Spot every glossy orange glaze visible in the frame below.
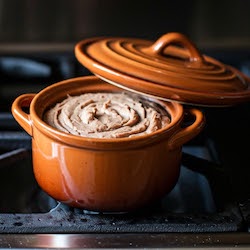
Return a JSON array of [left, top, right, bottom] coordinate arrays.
[[11, 76, 205, 212], [75, 32, 250, 106]]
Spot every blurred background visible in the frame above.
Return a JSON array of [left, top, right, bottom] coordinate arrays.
[[0, 0, 249, 52], [0, 0, 250, 112]]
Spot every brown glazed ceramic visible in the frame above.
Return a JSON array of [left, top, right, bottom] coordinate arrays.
[[75, 32, 250, 106], [12, 76, 205, 212]]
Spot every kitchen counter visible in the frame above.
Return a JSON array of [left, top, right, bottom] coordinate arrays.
[[0, 233, 249, 249]]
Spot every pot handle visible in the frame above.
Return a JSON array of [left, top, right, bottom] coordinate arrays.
[[168, 108, 205, 151], [11, 94, 36, 136]]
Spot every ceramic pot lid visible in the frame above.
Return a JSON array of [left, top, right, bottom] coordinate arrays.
[[75, 32, 250, 106]]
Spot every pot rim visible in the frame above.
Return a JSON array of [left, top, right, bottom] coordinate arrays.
[[30, 76, 185, 149]]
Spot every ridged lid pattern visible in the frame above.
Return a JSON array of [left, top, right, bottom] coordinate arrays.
[[75, 32, 250, 106]]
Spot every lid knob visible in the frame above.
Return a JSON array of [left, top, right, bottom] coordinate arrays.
[[142, 32, 205, 68]]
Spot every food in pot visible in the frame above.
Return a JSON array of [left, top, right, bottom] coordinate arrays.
[[12, 76, 205, 211], [43, 92, 170, 138]]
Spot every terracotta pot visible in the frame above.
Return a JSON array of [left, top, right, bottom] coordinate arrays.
[[11, 76, 204, 212]]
